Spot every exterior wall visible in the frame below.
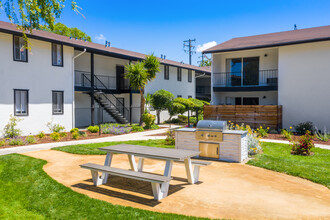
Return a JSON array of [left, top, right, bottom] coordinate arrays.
[[0, 32, 74, 136], [212, 91, 278, 105], [278, 41, 330, 130]]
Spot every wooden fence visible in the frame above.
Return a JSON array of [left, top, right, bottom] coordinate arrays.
[[204, 105, 282, 129]]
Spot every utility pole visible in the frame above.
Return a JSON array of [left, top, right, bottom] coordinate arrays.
[[197, 54, 211, 66], [183, 39, 196, 65]]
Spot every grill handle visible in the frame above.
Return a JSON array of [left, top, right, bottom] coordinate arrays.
[[217, 147, 219, 155]]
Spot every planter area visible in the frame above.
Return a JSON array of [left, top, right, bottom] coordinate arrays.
[[262, 134, 330, 146]]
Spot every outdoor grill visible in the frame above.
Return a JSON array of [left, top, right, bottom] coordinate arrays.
[[195, 120, 227, 159]]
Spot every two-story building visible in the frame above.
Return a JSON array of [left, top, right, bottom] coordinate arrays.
[[203, 25, 330, 130], [0, 21, 210, 135]]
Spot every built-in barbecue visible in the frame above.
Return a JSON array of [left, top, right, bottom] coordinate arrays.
[[175, 120, 248, 162]]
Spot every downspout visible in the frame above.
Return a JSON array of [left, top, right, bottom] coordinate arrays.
[[72, 48, 87, 129]]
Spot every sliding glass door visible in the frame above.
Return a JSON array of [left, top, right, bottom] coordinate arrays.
[[226, 57, 259, 86]]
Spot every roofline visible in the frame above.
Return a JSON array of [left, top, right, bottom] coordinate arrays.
[[0, 26, 210, 73], [202, 36, 330, 54]]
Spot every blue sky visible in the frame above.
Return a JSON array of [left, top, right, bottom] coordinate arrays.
[[1, 0, 330, 65]]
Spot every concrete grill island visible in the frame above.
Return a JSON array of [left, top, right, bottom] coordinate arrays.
[[175, 120, 248, 162]]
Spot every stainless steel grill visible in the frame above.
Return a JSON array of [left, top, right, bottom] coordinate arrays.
[[195, 120, 227, 159]]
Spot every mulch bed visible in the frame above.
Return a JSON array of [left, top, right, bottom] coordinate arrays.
[[262, 134, 330, 145]]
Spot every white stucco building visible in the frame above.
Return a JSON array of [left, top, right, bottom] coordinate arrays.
[[204, 25, 330, 130], [0, 21, 210, 135]]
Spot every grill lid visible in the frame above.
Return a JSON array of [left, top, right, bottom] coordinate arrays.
[[196, 120, 227, 131]]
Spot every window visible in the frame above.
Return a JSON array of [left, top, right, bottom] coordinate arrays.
[[14, 89, 28, 116], [188, 95, 192, 98], [188, 70, 192, 82], [13, 36, 27, 62], [243, 97, 259, 105], [52, 91, 64, 114], [177, 95, 182, 98], [164, 65, 169, 80], [235, 97, 242, 105], [226, 57, 259, 86], [52, 43, 63, 66], [177, 68, 182, 81]]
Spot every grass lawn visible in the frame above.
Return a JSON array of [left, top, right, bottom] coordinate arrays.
[[0, 154, 206, 219], [53, 139, 174, 155], [248, 142, 330, 188]]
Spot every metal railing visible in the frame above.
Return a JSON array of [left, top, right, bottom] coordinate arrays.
[[213, 69, 278, 87], [75, 71, 116, 90], [196, 86, 211, 95]]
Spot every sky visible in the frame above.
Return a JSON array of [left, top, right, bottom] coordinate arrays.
[[1, 0, 330, 66]]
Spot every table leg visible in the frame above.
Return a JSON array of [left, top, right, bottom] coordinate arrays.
[[184, 158, 196, 184], [138, 158, 144, 172], [101, 152, 113, 184], [128, 154, 138, 171], [162, 160, 173, 198]]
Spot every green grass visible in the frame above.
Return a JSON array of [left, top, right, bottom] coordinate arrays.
[[0, 154, 207, 219], [247, 142, 330, 188], [53, 139, 174, 155]]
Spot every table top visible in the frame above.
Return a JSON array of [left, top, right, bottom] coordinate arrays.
[[99, 144, 200, 160]]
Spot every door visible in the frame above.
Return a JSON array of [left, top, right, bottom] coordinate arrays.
[[243, 57, 259, 86], [116, 65, 130, 91], [116, 98, 125, 116], [199, 142, 219, 158]]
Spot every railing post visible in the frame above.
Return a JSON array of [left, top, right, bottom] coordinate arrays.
[[91, 53, 95, 126]]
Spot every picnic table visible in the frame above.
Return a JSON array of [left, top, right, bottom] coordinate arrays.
[[80, 144, 210, 200]]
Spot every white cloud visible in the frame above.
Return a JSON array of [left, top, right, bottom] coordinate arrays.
[[196, 41, 217, 52], [94, 34, 106, 43]]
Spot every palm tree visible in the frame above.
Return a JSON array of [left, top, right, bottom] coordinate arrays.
[[125, 54, 160, 125]]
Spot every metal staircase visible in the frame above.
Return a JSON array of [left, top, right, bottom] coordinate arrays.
[[82, 74, 129, 124]]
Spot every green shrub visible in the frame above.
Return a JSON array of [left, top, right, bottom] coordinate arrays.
[[37, 131, 46, 139], [269, 129, 279, 134], [142, 113, 155, 129], [8, 138, 25, 146], [0, 139, 6, 147], [46, 121, 65, 133], [316, 128, 330, 142], [131, 125, 144, 132], [290, 131, 315, 155], [87, 126, 99, 133], [50, 132, 61, 141], [281, 128, 293, 140], [178, 115, 188, 123], [72, 132, 80, 140], [60, 132, 67, 137], [70, 128, 79, 133], [247, 133, 261, 155], [25, 135, 36, 144], [165, 130, 175, 145], [294, 121, 315, 135], [78, 131, 87, 137], [2, 115, 23, 138], [150, 124, 159, 130], [256, 126, 269, 137]]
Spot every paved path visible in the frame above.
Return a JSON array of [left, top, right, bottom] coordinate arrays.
[[261, 139, 330, 150], [0, 126, 172, 156]]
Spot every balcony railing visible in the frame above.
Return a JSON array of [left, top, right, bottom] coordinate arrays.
[[213, 69, 278, 88], [75, 71, 116, 90]]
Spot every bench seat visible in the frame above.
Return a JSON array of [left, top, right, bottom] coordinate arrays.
[[80, 163, 171, 200]]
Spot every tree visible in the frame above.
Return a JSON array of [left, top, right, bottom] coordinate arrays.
[[41, 23, 92, 42], [168, 102, 185, 121], [125, 54, 160, 125], [173, 97, 195, 112], [199, 60, 211, 67], [0, 0, 79, 32], [151, 90, 174, 124], [144, 93, 152, 113]]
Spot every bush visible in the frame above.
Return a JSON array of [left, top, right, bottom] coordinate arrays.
[[46, 120, 65, 133], [281, 127, 293, 140], [269, 129, 279, 134], [178, 115, 188, 123], [142, 113, 156, 129], [0, 139, 5, 147], [25, 135, 36, 144], [78, 131, 87, 137], [72, 132, 80, 140], [315, 127, 330, 142], [101, 123, 132, 135], [37, 131, 46, 139], [2, 115, 23, 138], [256, 126, 269, 137], [247, 133, 261, 155], [165, 130, 175, 145], [87, 126, 99, 133], [290, 131, 315, 155], [60, 132, 67, 137], [294, 121, 315, 135], [8, 137, 25, 146], [70, 128, 79, 133], [168, 102, 186, 120], [131, 125, 144, 132], [150, 124, 159, 130], [50, 132, 61, 141]]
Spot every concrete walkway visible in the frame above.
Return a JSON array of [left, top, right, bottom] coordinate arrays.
[[0, 126, 173, 156], [261, 139, 330, 150]]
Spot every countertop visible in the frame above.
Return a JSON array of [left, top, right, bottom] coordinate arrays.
[[175, 128, 248, 135]]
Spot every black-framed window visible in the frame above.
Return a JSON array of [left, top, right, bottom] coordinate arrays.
[[164, 65, 169, 80], [14, 89, 29, 116], [243, 97, 259, 105], [177, 95, 182, 98], [52, 43, 63, 66], [177, 68, 182, 81], [52, 91, 64, 114], [188, 70, 192, 82], [13, 36, 28, 62]]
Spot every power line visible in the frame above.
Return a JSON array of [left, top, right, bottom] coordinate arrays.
[[183, 38, 196, 65]]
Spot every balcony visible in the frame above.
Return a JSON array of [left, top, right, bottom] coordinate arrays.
[[213, 69, 278, 92]]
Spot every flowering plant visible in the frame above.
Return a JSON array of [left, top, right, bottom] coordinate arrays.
[[290, 131, 315, 155]]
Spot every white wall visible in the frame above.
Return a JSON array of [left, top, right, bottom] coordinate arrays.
[[0, 32, 74, 136], [278, 41, 330, 130]]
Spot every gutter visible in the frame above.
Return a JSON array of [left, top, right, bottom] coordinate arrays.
[[72, 48, 87, 129]]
